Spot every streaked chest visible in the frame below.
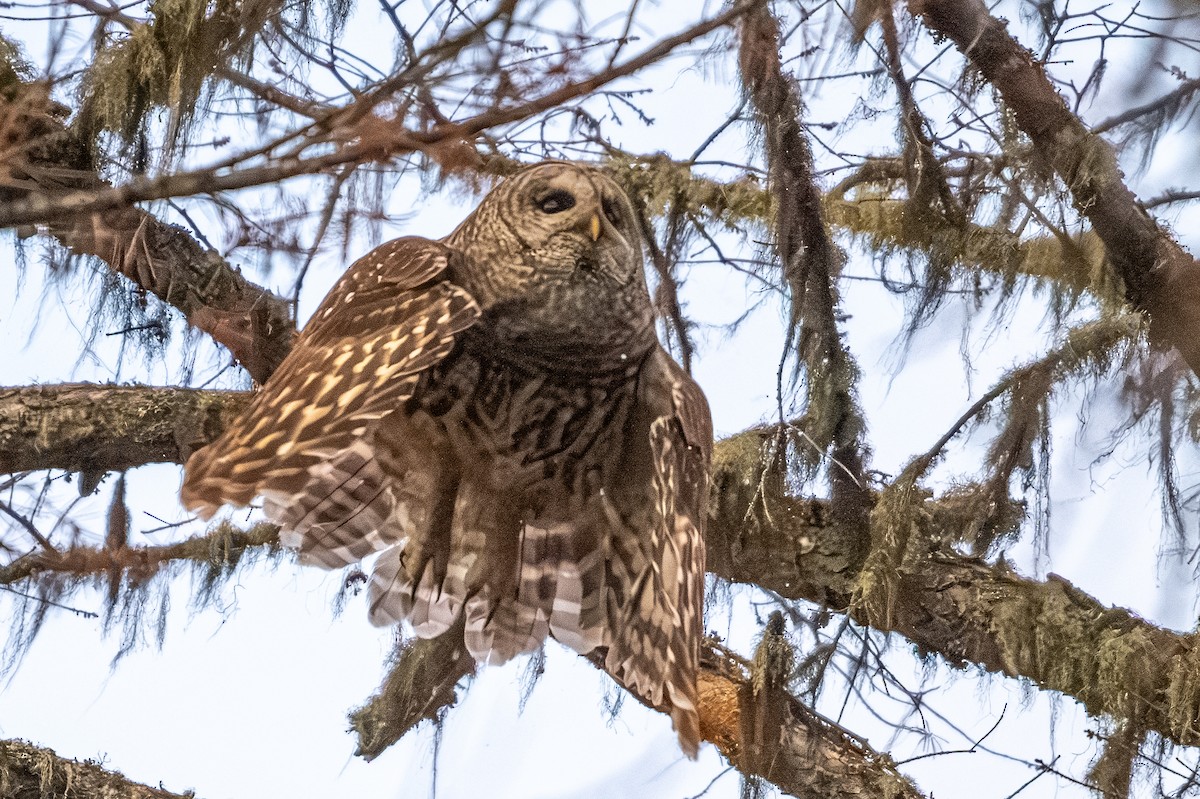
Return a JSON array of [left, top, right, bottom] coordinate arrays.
[[410, 343, 642, 493]]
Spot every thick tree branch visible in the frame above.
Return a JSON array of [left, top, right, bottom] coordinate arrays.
[[708, 425, 1200, 752], [4, 385, 1199, 758], [0, 71, 295, 383], [907, 0, 1200, 374], [0, 739, 199, 799], [0, 384, 249, 476]]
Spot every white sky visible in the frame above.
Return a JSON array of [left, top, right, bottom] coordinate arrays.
[[2, 1, 1200, 798]]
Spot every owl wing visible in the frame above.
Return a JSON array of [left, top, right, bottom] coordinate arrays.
[[606, 346, 712, 758], [181, 237, 480, 567]]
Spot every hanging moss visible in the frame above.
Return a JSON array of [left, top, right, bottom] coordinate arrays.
[[81, 0, 220, 145], [603, 153, 773, 230], [75, 0, 315, 155], [0, 36, 33, 98], [0, 518, 282, 672], [856, 476, 931, 628], [1166, 649, 1200, 743]]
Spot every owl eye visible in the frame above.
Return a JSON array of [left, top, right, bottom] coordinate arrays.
[[602, 197, 622, 227], [537, 189, 575, 214]]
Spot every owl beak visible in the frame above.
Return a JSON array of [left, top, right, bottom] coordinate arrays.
[[589, 214, 601, 242]]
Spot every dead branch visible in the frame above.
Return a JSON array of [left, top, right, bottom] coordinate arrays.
[[0, 3, 756, 230]]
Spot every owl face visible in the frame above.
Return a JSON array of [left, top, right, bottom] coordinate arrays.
[[444, 162, 655, 358], [500, 162, 642, 285]]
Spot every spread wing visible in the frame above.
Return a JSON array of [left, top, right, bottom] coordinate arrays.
[[181, 237, 480, 567], [606, 346, 712, 757]]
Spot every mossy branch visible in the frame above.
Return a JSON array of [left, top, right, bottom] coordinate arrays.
[[0, 384, 250, 476], [5, 384, 1200, 758], [349, 618, 476, 761], [907, 0, 1200, 375], [0, 739, 199, 799], [737, 2, 871, 531], [824, 196, 1119, 303], [710, 426, 1200, 753], [0, 519, 280, 588], [856, 313, 1139, 623]]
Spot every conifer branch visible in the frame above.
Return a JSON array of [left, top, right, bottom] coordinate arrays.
[[4, 384, 1200, 762], [907, 0, 1200, 375]]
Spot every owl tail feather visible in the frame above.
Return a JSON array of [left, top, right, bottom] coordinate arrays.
[[605, 622, 703, 759], [367, 522, 606, 665], [602, 522, 704, 757]]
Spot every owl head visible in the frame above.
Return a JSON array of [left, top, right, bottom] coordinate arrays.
[[443, 162, 655, 362]]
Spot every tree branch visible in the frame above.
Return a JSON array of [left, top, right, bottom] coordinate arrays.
[[0, 3, 756, 230], [0, 519, 279, 587], [738, 3, 871, 529], [4, 385, 1200, 758], [0, 384, 249, 476], [0, 73, 295, 383], [0, 739, 199, 799], [51, 202, 296, 383], [906, 0, 1200, 374], [708, 425, 1200, 751]]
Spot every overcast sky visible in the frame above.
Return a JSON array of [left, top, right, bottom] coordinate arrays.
[[2, 2, 1200, 798]]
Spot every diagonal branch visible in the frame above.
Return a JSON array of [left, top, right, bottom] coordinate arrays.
[[50, 202, 296, 383], [0, 739, 200, 799], [0, 73, 295, 383], [906, 0, 1200, 375]]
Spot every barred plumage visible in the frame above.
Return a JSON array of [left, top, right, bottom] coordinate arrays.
[[180, 162, 711, 756]]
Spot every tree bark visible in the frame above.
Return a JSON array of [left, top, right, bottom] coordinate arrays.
[[907, 0, 1200, 372], [0, 384, 249, 477], [0, 739, 198, 799], [2, 386, 1197, 757]]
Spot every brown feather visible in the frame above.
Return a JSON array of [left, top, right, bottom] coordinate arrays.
[[179, 164, 712, 758]]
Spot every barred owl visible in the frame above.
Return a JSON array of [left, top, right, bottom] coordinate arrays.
[[181, 162, 711, 755]]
